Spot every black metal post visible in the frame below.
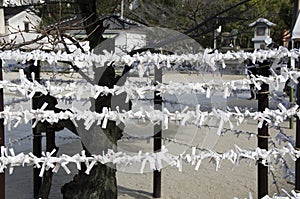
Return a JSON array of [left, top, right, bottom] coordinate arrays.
[[0, 59, 5, 199], [28, 61, 42, 199], [153, 65, 162, 198], [257, 62, 270, 199]]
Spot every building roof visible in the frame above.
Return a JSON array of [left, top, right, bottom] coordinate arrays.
[[103, 14, 145, 29], [48, 13, 147, 41], [249, 18, 276, 27], [53, 13, 145, 31], [4, 6, 39, 21]]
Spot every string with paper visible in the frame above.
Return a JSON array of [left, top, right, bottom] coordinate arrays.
[[0, 47, 299, 75], [0, 67, 298, 102], [0, 143, 299, 176], [6, 134, 79, 148], [1, 101, 299, 132], [1, 47, 300, 198]]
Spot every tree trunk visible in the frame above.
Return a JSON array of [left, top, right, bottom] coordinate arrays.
[[60, 0, 129, 196], [61, 64, 127, 198], [61, 164, 117, 199], [61, 120, 122, 199], [76, 0, 106, 49]]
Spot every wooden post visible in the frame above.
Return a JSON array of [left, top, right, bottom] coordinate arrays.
[[33, 123, 42, 199], [296, 82, 300, 193], [290, 87, 294, 129], [292, 0, 300, 192], [153, 65, 162, 198], [294, 0, 300, 192], [296, 56, 300, 193], [257, 61, 270, 199], [45, 127, 56, 156], [38, 126, 57, 198], [0, 59, 5, 199], [28, 61, 42, 199]]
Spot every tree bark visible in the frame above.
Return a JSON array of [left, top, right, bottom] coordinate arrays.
[[76, 0, 106, 49], [61, 164, 117, 199], [60, 1, 129, 197], [61, 64, 129, 198], [61, 120, 122, 199]]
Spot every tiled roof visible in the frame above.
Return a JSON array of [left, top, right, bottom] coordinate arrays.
[[4, 5, 37, 21], [249, 18, 276, 27], [102, 14, 143, 29], [51, 13, 145, 30]]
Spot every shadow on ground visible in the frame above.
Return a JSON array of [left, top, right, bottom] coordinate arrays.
[[118, 185, 153, 199]]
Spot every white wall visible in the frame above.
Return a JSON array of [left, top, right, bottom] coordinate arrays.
[[6, 10, 41, 43], [114, 31, 146, 55], [0, 9, 5, 34], [126, 32, 146, 52], [115, 32, 127, 54], [8, 10, 40, 32]]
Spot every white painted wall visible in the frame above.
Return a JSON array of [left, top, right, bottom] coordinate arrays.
[[0, 9, 5, 34], [6, 10, 41, 44], [115, 31, 127, 54], [126, 32, 146, 51], [8, 10, 40, 32], [111, 30, 146, 55]]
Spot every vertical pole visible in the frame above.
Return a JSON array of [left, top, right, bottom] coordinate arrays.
[[292, 5, 299, 190], [33, 119, 42, 199], [38, 126, 56, 198], [0, 7, 5, 34], [292, 0, 300, 49], [257, 62, 269, 199], [0, 59, 5, 199], [290, 87, 294, 129], [293, 4, 300, 191], [29, 61, 42, 199], [153, 65, 162, 198], [120, 0, 124, 19], [45, 126, 56, 157], [296, 56, 300, 193], [213, 30, 217, 49]]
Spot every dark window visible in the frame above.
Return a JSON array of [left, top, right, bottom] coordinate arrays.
[[24, 22, 29, 32], [260, 43, 266, 49], [256, 27, 265, 36]]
